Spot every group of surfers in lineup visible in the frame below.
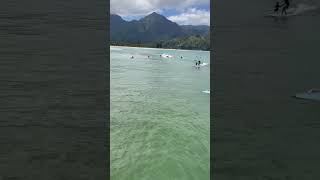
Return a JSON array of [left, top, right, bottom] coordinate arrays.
[[131, 55, 183, 59], [130, 55, 204, 68], [274, 0, 290, 14]]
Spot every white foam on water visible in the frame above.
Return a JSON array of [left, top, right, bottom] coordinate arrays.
[[161, 54, 174, 58], [200, 63, 209, 67], [293, 4, 318, 14]]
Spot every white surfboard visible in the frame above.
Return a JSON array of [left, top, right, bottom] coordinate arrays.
[[294, 92, 320, 101], [202, 90, 210, 94]]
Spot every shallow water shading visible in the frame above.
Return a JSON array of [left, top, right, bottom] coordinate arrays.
[[111, 46, 210, 180]]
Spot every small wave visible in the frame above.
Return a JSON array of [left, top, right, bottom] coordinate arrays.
[[200, 63, 209, 67], [160, 54, 173, 58]]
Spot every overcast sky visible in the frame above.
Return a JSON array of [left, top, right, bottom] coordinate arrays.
[[110, 0, 210, 26]]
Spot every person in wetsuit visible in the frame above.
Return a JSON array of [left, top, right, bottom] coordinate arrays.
[[282, 0, 290, 15]]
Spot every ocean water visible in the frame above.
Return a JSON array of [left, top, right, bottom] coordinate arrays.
[[0, 0, 108, 178], [213, 0, 320, 179], [110, 46, 210, 180]]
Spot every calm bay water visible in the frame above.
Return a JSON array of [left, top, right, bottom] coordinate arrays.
[[213, 0, 320, 179], [0, 0, 107, 178], [111, 46, 210, 180]]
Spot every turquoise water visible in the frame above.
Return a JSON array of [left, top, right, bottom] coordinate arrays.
[[111, 46, 210, 180]]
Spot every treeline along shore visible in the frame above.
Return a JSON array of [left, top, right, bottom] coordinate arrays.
[[110, 35, 210, 51]]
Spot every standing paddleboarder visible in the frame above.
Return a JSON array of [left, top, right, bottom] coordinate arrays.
[[281, 0, 290, 15]]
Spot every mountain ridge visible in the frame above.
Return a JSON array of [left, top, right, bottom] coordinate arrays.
[[110, 12, 210, 50]]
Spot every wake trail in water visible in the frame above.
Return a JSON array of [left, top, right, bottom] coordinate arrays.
[[292, 3, 318, 14]]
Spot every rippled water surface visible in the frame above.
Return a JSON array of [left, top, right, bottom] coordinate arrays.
[[111, 46, 210, 180], [213, 0, 320, 179]]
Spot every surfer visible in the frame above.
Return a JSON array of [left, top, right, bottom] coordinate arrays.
[[281, 0, 290, 15], [198, 60, 201, 65], [131, 56, 134, 59], [274, 1, 281, 13], [195, 61, 200, 68]]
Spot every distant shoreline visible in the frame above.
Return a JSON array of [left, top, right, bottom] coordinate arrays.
[[110, 45, 210, 52]]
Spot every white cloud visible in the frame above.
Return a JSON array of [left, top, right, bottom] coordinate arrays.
[[168, 8, 210, 26], [110, 0, 209, 17], [110, 0, 157, 16]]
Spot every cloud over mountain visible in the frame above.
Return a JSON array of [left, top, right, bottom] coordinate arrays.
[[168, 8, 210, 26], [110, 0, 209, 17]]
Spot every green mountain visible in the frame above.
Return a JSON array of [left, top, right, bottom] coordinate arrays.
[[161, 35, 210, 51], [110, 12, 210, 50], [181, 25, 209, 36]]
